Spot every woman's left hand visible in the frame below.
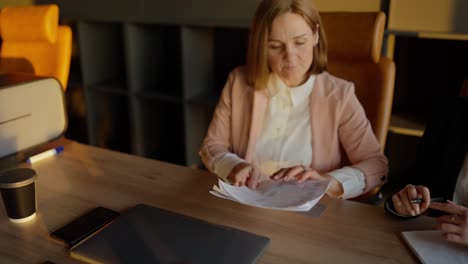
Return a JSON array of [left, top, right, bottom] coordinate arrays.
[[270, 166, 326, 183], [270, 166, 344, 198], [429, 201, 468, 246]]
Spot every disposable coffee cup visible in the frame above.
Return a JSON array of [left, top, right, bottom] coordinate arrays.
[[0, 168, 37, 223]]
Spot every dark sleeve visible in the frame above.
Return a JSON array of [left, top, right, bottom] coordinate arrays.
[[412, 97, 468, 199]]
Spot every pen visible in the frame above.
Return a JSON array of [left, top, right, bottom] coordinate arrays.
[[26, 146, 64, 164], [410, 197, 444, 204], [410, 198, 424, 204]]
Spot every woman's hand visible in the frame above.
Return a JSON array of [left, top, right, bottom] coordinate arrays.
[[227, 162, 260, 189], [270, 166, 343, 198], [391, 184, 430, 216], [429, 201, 468, 246], [271, 165, 326, 183]]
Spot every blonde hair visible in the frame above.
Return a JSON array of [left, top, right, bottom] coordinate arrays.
[[246, 0, 327, 90]]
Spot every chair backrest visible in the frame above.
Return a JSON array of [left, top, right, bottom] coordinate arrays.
[[321, 12, 395, 148], [0, 4, 72, 90]]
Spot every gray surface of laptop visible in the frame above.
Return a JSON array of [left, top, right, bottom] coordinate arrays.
[[70, 204, 270, 264]]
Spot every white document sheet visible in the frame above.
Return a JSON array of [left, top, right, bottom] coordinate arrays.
[[210, 179, 329, 211]]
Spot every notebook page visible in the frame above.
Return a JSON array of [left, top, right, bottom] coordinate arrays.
[[401, 230, 468, 264]]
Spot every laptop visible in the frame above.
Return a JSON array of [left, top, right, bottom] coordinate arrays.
[[70, 204, 270, 264]]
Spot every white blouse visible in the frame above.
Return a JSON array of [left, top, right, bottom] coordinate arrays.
[[253, 73, 314, 177], [213, 73, 366, 199]]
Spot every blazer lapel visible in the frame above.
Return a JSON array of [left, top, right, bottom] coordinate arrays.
[[308, 72, 338, 173]]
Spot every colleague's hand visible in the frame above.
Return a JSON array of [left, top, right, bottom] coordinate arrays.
[[270, 166, 343, 198], [429, 201, 468, 246], [391, 184, 430, 216], [227, 162, 260, 189]]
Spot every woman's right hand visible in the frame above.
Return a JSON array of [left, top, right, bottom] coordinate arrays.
[[392, 184, 431, 216], [227, 162, 260, 189]]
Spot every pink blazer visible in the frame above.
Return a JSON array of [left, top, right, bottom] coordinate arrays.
[[199, 66, 388, 194]]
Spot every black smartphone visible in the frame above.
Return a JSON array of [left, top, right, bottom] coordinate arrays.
[[50, 207, 120, 247]]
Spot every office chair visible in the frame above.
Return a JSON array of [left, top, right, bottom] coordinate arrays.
[[321, 12, 395, 149], [321, 12, 396, 203], [0, 4, 72, 90]]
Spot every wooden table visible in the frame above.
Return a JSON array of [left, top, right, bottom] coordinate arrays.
[[0, 140, 435, 263]]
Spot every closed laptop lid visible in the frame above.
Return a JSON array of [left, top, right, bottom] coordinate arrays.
[[70, 204, 270, 264]]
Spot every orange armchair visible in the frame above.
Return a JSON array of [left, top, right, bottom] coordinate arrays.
[[0, 4, 72, 90], [321, 12, 395, 149]]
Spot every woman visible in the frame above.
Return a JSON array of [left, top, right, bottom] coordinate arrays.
[[199, 0, 387, 199], [386, 97, 468, 245]]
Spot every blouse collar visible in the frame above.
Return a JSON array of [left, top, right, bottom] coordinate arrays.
[[268, 73, 315, 106]]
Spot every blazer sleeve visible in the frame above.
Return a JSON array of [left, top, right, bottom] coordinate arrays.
[[337, 83, 389, 193], [199, 71, 235, 172]]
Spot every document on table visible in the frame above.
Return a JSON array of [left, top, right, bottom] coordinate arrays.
[[210, 179, 329, 211], [401, 230, 468, 264]]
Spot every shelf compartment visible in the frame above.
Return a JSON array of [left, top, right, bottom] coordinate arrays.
[[135, 98, 185, 165], [89, 80, 129, 96], [393, 36, 468, 112], [186, 92, 220, 107], [213, 27, 249, 91], [390, 36, 468, 137], [124, 24, 182, 97], [87, 90, 132, 154], [388, 112, 426, 137], [184, 104, 216, 167], [181, 26, 215, 100], [136, 91, 183, 104], [78, 22, 127, 89], [183, 26, 247, 103]]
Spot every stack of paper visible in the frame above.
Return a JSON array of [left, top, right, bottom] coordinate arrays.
[[210, 179, 329, 211]]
